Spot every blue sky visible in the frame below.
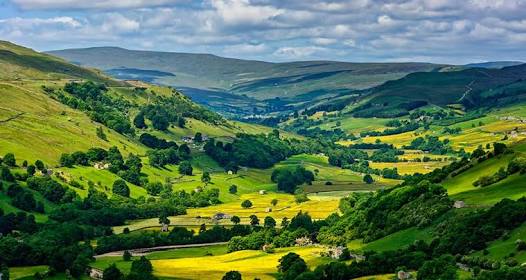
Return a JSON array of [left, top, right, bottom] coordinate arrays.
[[1, 0, 525, 64]]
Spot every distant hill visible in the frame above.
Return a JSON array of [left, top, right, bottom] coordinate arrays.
[[48, 47, 444, 116], [348, 63, 526, 118], [465, 61, 524, 69], [0, 40, 115, 83]]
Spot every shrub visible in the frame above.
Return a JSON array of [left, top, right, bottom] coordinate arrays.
[[112, 179, 130, 197], [241, 200, 253, 209]]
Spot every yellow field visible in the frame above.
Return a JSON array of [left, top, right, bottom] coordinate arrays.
[[369, 161, 450, 175], [113, 192, 340, 233], [152, 246, 327, 280], [352, 274, 396, 280]]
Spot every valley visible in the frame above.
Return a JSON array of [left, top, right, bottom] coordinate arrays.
[[1, 39, 526, 280]]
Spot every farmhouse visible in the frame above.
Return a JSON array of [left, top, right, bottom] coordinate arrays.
[[454, 200, 465, 208], [212, 213, 231, 220]]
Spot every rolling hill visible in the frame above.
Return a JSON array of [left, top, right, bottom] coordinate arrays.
[[48, 47, 444, 116]]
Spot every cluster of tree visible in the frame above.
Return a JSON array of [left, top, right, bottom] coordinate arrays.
[[271, 166, 314, 194], [348, 142, 394, 149], [147, 147, 185, 167], [369, 148, 404, 163], [139, 133, 177, 149], [227, 212, 324, 252], [0, 221, 103, 277], [204, 132, 293, 169], [318, 181, 452, 244], [4, 184, 44, 213], [61, 81, 134, 134], [27, 176, 76, 203], [103, 256, 158, 280], [442, 127, 462, 134], [138, 105, 185, 130], [345, 161, 401, 180], [96, 224, 252, 254], [360, 122, 420, 137], [433, 198, 526, 256], [60, 147, 146, 186], [296, 127, 352, 142], [404, 135, 452, 154], [327, 148, 367, 167]]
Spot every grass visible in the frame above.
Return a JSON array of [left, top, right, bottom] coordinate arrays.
[[93, 246, 327, 280], [113, 192, 340, 233], [152, 246, 327, 280], [442, 153, 514, 196], [348, 227, 433, 253], [450, 173, 526, 207], [471, 222, 526, 264], [8, 265, 48, 280], [0, 81, 147, 165], [92, 244, 229, 273], [369, 161, 450, 175]]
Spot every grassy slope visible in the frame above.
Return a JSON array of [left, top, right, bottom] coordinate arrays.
[[471, 222, 526, 264]]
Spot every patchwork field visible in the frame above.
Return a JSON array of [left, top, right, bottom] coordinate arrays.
[[113, 192, 340, 233], [369, 161, 450, 175]]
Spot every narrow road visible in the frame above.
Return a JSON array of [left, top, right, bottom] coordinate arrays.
[[94, 242, 228, 258]]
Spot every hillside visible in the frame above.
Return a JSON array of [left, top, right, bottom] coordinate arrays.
[[48, 47, 443, 116]]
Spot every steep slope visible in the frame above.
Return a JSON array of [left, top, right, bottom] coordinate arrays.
[[0, 41, 116, 83], [347, 63, 526, 118], [48, 47, 444, 116]]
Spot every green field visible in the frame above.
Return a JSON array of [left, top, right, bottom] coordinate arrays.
[[348, 226, 433, 253], [471, 222, 526, 264]]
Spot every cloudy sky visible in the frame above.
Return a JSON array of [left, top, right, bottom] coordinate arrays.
[[1, 0, 526, 64]]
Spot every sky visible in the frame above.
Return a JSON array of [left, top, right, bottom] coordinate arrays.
[[0, 0, 525, 64]]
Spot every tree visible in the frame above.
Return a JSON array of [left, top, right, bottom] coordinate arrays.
[[26, 165, 36, 176], [123, 250, 132, 261], [133, 112, 147, 129], [264, 216, 276, 228], [241, 200, 253, 209], [159, 214, 171, 228], [229, 185, 238, 194], [249, 215, 259, 226], [278, 253, 306, 273], [34, 160, 45, 171], [178, 161, 193, 175], [201, 171, 211, 185], [146, 182, 163, 196], [231, 215, 241, 225], [3, 153, 16, 167], [222, 271, 242, 280], [103, 263, 123, 280], [0, 263, 9, 280], [194, 132, 203, 143], [130, 256, 153, 275], [363, 174, 374, 184], [59, 153, 74, 167], [271, 199, 278, 206], [0, 166, 15, 182], [417, 255, 458, 280], [281, 217, 290, 228], [112, 179, 130, 197], [96, 127, 107, 141]]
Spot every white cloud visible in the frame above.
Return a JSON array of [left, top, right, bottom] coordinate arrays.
[[101, 13, 140, 33], [273, 46, 326, 59], [312, 38, 337, 46], [11, 0, 183, 10]]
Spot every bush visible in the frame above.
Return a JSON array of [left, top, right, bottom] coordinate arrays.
[[112, 180, 130, 197], [229, 185, 238, 194], [241, 200, 253, 209], [178, 161, 193, 175], [363, 174, 374, 184]]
